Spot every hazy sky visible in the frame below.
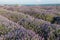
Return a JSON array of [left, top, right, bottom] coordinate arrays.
[[0, 0, 60, 4]]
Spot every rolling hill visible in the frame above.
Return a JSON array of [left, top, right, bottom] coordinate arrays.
[[0, 5, 60, 40]]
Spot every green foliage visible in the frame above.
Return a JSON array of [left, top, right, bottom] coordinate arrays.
[[42, 14, 53, 22], [0, 24, 11, 35], [45, 14, 54, 22], [9, 14, 19, 22], [31, 13, 54, 22], [57, 29, 60, 34], [48, 26, 60, 40], [20, 21, 36, 31]]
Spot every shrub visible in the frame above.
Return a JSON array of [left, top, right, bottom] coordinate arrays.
[[0, 24, 10, 35]]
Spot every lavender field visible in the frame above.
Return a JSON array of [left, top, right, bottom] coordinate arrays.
[[0, 5, 60, 40]]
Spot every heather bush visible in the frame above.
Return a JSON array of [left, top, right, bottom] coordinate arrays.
[[0, 9, 28, 23], [0, 24, 10, 35], [51, 16, 60, 24], [48, 27, 60, 40], [44, 14, 54, 22], [4, 28, 40, 40], [19, 9, 55, 23], [0, 6, 60, 40]]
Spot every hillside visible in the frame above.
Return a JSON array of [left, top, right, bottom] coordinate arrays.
[[0, 5, 60, 40]]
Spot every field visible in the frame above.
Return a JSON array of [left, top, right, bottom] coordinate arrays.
[[0, 5, 60, 40]]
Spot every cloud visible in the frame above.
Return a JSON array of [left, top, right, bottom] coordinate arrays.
[[18, 0, 42, 4], [0, 0, 19, 4], [0, 0, 59, 4], [0, 0, 42, 4]]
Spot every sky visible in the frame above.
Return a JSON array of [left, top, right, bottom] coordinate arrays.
[[0, 0, 60, 4]]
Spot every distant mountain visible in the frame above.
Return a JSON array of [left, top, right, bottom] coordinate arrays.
[[22, 4, 60, 6], [0, 4, 60, 6]]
